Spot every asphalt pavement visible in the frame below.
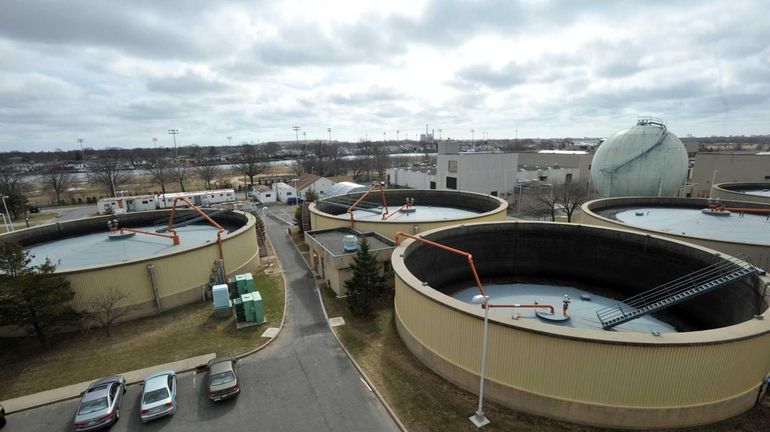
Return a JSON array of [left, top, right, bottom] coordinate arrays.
[[5, 204, 400, 432]]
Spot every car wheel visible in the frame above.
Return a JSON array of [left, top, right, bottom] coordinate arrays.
[[115, 408, 120, 422]]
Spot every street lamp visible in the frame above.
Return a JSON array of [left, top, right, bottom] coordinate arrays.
[[469, 294, 491, 427], [168, 129, 179, 159], [1, 195, 12, 232]]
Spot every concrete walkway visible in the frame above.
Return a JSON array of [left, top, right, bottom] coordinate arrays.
[[1, 353, 215, 413]]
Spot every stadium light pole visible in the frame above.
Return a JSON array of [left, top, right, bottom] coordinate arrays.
[[469, 294, 491, 427], [152, 137, 158, 149], [227, 136, 232, 147], [328, 127, 332, 143], [168, 129, 179, 159]]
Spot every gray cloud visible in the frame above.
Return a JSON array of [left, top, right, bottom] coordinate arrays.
[[146, 71, 230, 94]]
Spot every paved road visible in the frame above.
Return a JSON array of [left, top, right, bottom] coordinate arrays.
[[6, 205, 399, 432]]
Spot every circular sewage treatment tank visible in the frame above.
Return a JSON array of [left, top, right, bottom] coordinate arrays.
[[0, 210, 259, 320], [392, 221, 770, 429], [309, 189, 508, 240]]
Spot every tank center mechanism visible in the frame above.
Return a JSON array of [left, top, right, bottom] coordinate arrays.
[[345, 183, 418, 227], [702, 197, 770, 217], [394, 232, 569, 324], [105, 196, 227, 260]]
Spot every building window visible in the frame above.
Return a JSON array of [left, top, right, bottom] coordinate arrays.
[[539, 175, 548, 182], [265, 194, 271, 198], [446, 176, 457, 190], [490, 191, 497, 197], [565, 173, 573, 183], [430, 181, 436, 189], [448, 160, 458, 173]]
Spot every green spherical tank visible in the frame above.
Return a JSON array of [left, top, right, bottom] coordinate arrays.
[[591, 118, 688, 197]]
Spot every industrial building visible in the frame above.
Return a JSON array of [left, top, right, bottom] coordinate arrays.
[[690, 152, 770, 197], [392, 221, 770, 429], [304, 227, 395, 296]]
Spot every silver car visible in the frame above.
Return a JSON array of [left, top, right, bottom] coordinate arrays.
[[72, 375, 126, 431], [139, 370, 177, 423]]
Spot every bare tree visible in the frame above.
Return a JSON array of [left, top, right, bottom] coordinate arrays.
[[531, 185, 559, 221], [148, 156, 172, 195], [371, 144, 390, 181], [40, 164, 75, 206], [236, 145, 266, 188], [0, 168, 28, 218], [171, 165, 190, 192], [86, 287, 131, 337], [555, 182, 588, 222], [349, 142, 373, 182], [195, 162, 222, 190], [89, 159, 132, 197]]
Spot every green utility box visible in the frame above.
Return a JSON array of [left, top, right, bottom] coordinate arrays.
[[252, 290, 265, 323], [241, 293, 255, 321], [233, 297, 246, 322], [235, 273, 256, 294]]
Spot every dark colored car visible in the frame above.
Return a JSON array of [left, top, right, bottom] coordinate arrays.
[[72, 375, 126, 431], [207, 356, 240, 401], [286, 197, 304, 205]]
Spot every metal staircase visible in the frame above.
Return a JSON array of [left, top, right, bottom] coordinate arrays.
[[596, 255, 759, 330]]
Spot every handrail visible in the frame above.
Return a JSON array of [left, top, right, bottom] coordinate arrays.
[[395, 231, 486, 297], [169, 196, 226, 260], [347, 183, 389, 228]]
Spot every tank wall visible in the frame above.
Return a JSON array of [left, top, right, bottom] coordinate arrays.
[[392, 221, 770, 429], [580, 197, 770, 272], [404, 222, 763, 330], [712, 182, 770, 205], [310, 190, 508, 240], [394, 274, 770, 429], [3, 211, 259, 319]]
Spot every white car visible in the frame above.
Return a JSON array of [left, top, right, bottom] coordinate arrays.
[[139, 370, 177, 423]]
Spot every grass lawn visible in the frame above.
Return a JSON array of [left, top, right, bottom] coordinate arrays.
[[0, 269, 284, 401], [311, 254, 770, 432]]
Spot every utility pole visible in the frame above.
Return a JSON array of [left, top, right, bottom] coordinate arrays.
[[168, 129, 179, 159], [77, 138, 85, 162], [292, 125, 300, 146]]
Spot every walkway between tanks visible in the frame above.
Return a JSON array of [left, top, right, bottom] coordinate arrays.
[[257, 209, 400, 431]]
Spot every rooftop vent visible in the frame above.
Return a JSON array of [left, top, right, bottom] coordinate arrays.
[[343, 235, 358, 252]]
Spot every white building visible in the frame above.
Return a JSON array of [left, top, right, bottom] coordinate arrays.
[[386, 167, 436, 189], [436, 141, 519, 198], [157, 189, 235, 208], [275, 182, 298, 202], [277, 174, 337, 201], [517, 166, 581, 185], [97, 194, 157, 215], [250, 185, 276, 204]]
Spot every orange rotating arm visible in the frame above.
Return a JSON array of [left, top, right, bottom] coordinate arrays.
[[347, 183, 389, 228], [395, 231, 486, 297], [168, 196, 226, 259]]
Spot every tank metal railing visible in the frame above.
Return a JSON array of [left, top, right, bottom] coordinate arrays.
[[597, 254, 758, 329]]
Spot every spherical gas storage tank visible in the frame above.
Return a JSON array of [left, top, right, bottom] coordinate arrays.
[[591, 118, 688, 198], [392, 221, 770, 429], [309, 189, 508, 240], [0, 210, 259, 322]]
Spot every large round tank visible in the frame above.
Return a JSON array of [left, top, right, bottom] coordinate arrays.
[[392, 221, 770, 429], [591, 118, 688, 197], [0, 210, 259, 321]]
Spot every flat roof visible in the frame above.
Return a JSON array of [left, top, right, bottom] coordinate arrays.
[[607, 207, 770, 245], [305, 227, 394, 256]]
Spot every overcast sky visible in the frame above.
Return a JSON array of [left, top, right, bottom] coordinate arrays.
[[1, 0, 768, 152]]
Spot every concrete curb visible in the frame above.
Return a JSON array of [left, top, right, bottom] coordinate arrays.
[[1, 353, 216, 414], [234, 228, 288, 360], [286, 227, 408, 432]]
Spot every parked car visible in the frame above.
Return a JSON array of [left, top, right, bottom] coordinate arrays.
[[140, 370, 177, 422], [207, 356, 240, 401], [72, 375, 126, 431], [0, 403, 6, 429], [286, 197, 304, 205]]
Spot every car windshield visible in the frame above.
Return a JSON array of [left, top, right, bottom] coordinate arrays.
[[78, 397, 108, 415], [143, 388, 169, 404], [210, 371, 235, 386]]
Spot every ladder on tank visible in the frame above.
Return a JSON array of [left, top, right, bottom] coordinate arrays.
[[596, 255, 759, 330]]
